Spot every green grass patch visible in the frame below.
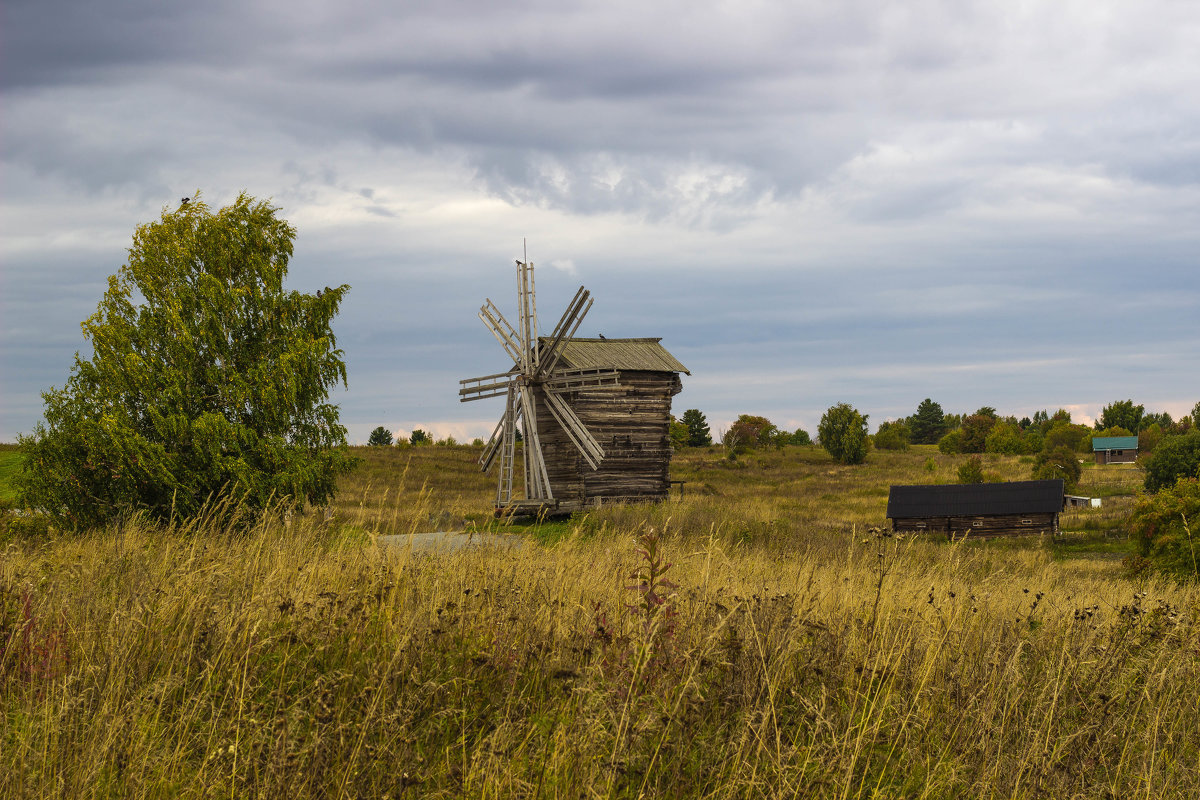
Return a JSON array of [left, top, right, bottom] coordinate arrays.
[[1050, 531, 1135, 560], [0, 447, 24, 503]]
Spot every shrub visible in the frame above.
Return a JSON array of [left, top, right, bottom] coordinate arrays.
[[937, 429, 963, 455], [1143, 430, 1200, 493], [873, 421, 910, 451], [1129, 477, 1200, 578], [818, 403, 869, 465], [957, 456, 985, 484], [1033, 445, 1082, 492]]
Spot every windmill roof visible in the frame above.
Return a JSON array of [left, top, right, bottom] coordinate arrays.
[[1091, 436, 1138, 451], [540, 337, 690, 375], [887, 480, 1065, 519]]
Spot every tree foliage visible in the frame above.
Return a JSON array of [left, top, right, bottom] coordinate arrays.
[[789, 428, 812, 446], [1138, 423, 1165, 454], [984, 421, 1029, 455], [410, 429, 431, 446], [16, 194, 354, 528], [1141, 411, 1173, 430], [818, 403, 869, 464], [1099, 400, 1144, 433], [724, 414, 779, 452], [668, 417, 690, 451], [1044, 422, 1092, 453], [1143, 430, 1200, 493], [1033, 446, 1082, 493], [959, 413, 997, 454], [368, 426, 393, 447], [680, 409, 712, 447], [909, 398, 946, 444]]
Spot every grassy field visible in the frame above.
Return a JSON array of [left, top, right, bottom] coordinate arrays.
[[4, 444, 1198, 798]]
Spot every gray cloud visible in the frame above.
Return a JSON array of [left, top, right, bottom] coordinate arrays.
[[3, 1, 1199, 442]]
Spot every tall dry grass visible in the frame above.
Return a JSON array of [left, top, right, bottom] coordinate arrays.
[[3, 445, 1196, 798]]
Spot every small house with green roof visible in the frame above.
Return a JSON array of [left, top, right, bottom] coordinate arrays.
[[1092, 435, 1138, 464]]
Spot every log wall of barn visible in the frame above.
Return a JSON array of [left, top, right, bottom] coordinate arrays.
[[892, 512, 1059, 538], [535, 370, 682, 504]]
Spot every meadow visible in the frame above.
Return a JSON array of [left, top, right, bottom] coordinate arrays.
[[3, 443, 1198, 798]]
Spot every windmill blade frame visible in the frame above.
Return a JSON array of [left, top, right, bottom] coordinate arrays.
[[542, 389, 606, 470], [517, 385, 553, 499], [459, 371, 519, 402], [539, 293, 595, 378], [479, 303, 525, 366], [537, 287, 591, 378]]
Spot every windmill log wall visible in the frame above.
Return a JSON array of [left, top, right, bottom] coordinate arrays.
[[535, 370, 683, 505]]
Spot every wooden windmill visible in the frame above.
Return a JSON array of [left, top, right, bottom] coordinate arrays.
[[459, 257, 621, 508]]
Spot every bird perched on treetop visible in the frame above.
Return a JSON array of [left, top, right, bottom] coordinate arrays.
[[181, 198, 190, 205]]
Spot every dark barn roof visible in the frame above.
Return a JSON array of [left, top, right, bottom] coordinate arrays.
[[887, 480, 1065, 519]]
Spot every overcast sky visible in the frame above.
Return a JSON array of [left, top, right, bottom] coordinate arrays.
[[3, 0, 1199, 444]]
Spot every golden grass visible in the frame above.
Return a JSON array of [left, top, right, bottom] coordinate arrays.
[[3, 445, 1196, 798]]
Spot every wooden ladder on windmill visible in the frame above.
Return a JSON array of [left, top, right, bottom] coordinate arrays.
[[459, 252, 620, 512]]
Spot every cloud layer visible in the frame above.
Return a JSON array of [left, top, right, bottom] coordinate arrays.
[[4, 1, 1199, 442]]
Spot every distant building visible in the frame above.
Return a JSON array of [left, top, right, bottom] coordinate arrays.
[[1065, 495, 1101, 509], [1092, 435, 1138, 464], [887, 479, 1065, 538]]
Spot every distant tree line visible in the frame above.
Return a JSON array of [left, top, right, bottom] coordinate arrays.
[[667, 397, 1200, 490]]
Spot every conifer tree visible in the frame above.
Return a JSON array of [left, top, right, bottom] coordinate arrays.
[[681, 409, 712, 447]]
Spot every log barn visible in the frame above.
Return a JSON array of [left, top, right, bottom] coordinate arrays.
[[532, 337, 689, 509], [887, 479, 1065, 538]]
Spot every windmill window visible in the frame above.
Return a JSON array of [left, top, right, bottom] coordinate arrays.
[[914, 522, 927, 529], [1021, 519, 1033, 525], [972, 520, 984, 528]]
